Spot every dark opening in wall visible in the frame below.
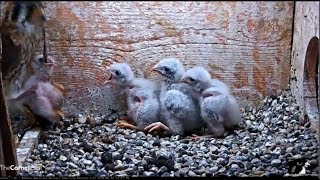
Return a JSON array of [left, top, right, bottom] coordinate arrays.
[[303, 36, 319, 121]]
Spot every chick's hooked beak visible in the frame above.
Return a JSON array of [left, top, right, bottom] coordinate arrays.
[[180, 75, 190, 84], [146, 65, 160, 76], [202, 91, 214, 99], [152, 65, 161, 72], [40, 56, 54, 73], [44, 56, 54, 65], [104, 73, 114, 85]]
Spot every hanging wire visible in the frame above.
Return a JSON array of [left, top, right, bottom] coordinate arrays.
[[42, 1, 48, 63], [41, 2, 51, 83], [43, 27, 47, 62]]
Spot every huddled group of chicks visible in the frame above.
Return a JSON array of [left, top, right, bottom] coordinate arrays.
[[0, 1, 241, 141], [106, 58, 242, 139], [1, 1, 65, 131]]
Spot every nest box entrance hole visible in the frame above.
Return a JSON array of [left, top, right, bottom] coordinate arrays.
[[303, 36, 319, 122]]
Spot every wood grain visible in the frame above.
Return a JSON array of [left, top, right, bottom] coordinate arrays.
[[290, 2, 319, 125], [1, 1, 294, 115]]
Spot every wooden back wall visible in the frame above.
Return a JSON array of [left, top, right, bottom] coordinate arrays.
[[0, 1, 294, 116]]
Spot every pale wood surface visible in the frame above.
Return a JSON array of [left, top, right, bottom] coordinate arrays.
[[16, 128, 41, 167], [1, 1, 294, 115], [290, 2, 319, 129]]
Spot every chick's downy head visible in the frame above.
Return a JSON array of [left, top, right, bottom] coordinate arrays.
[[151, 58, 185, 82], [32, 54, 55, 77], [180, 66, 211, 93], [105, 63, 134, 87]]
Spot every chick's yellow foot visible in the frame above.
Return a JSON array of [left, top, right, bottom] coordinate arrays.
[[21, 108, 37, 132], [56, 110, 64, 119], [144, 122, 170, 135], [185, 134, 213, 141], [57, 121, 65, 129], [54, 110, 65, 129], [118, 121, 138, 130]]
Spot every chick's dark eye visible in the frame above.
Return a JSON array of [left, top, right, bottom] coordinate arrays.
[[189, 77, 195, 82], [115, 70, 121, 76], [41, 15, 46, 22], [164, 67, 170, 72], [133, 96, 141, 102], [39, 58, 44, 63]]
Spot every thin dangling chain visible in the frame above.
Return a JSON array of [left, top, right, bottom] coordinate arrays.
[[43, 27, 47, 62]]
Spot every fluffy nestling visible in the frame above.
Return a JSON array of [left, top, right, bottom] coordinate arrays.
[[7, 55, 64, 129], [145, 58, 203, 136], [181, 66, 241, 138], [200, 86, 241, 137], [105, 62, 160, 130], [126, 87, 160, 130]]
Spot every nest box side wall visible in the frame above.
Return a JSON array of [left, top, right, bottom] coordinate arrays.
[[290, 2, 320, 127], [1, 2, 294, 116]]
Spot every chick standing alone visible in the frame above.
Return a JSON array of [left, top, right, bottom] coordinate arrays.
[[7, 55, 65, 129], [105, 63, 160, 130], [181, 66, 241, 138], [145, 58, 203, 136]]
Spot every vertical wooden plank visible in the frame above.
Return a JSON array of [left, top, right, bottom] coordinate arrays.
[[0, 72, 18, 176], [0, 129, 6, 176], [0, 0, 8, 177], [0, 2, 18, 170], [290, 1, 319, 110], [290, 2, 319, 132]]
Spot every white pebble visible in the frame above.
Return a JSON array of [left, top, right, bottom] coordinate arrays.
[[59, 155, 67, 161]]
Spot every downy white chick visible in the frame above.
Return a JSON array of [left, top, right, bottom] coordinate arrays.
[[126, 87, 160, 130], [7, 55, 64, 129], [181, 66, 241, 138], [105, 62, 158, 92], [201, 86, 241, 137], [105, 62, 160, 130], [181, 66, 230, 97], [145, 58, 202, 136]]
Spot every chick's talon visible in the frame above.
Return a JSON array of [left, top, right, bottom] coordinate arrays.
[[185, 134, 213, 141], [56, 110, 64, 119], [58, 122, 65, 129], [144, 122, 170, 134], [21, 108, 37, 131], [185, 134, 201, 141], [118, 121, 137, 130]]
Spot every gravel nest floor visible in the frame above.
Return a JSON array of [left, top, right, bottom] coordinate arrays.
[[19, 87, 319, 177]]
